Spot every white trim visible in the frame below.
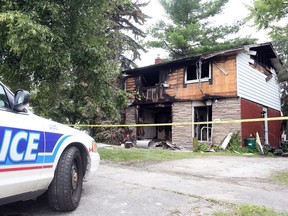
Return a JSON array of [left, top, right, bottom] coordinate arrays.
[[186, 78, 210, 84], [263, 107, 269, 145], [191, 102, 194, 138], [185, 63, 212, 84]]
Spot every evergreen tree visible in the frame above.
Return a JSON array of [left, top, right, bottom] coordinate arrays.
[[147, 0, 255, 59], [0, 0, 147, 136]]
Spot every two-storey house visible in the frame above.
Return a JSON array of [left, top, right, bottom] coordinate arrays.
[[122, 43, 283, 149]]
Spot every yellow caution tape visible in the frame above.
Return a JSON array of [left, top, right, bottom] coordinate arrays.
[[67, 116, 288, 128]]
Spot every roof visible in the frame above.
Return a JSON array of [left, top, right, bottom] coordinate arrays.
[[123, 42, 283, 75]]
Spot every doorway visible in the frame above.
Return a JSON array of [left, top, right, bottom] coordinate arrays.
[[194, 106, 212, 142], [137, 105, 172, 141]]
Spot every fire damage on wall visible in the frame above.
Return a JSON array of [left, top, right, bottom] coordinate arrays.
[[120, 43, 283, 151]]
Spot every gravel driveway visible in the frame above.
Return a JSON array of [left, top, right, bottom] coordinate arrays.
[[98, 155, 288, 215], [1, 155, 288, 215]]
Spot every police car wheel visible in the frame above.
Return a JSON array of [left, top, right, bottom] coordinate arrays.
[[47, 146, 84, 211]]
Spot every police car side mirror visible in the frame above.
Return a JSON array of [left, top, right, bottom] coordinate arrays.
[[13, 90, 30, 112]]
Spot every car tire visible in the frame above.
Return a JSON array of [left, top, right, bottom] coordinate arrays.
[[48, 146, 83, 211]]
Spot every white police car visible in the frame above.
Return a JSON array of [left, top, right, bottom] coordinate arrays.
[[0, 81, 100, 211]]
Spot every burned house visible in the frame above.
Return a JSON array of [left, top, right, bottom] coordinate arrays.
[[122, 43, 283, 149]]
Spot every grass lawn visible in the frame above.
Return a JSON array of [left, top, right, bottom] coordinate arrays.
[[273, 171, 288, 186], [98, 146, 238, 163], [214, 204, 288, 216], [99, 147, 201, 162]]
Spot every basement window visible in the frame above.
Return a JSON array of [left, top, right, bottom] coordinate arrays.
[[185, 62, 211, 84]]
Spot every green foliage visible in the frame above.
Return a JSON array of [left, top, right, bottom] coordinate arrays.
[[247, 0, 287, 29], [160, 0, 229, 25], [273, 171, 288, 186], [0, 0, 147, 135], [227, 132, 253, 154], [147, 0, 256, 59], [247, 1, 288, 65], [228, 132, 242, 150], [281, 141, 288, 153], [198, 143, 209, 151], [214, 204, 288, 216]]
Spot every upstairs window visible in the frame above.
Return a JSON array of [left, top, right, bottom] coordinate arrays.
[[141, 70, 159, 87], [251, 49, 271, 68], [250, 48, 273, 77], [185, 62, 211, 83]]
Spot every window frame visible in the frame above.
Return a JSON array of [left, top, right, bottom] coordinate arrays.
[[0, 84, 11, 110], [185, 62, 212, 84]]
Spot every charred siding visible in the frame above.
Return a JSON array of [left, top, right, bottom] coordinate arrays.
[[162, 56, 238, 101], [126, 77, 137, 91]]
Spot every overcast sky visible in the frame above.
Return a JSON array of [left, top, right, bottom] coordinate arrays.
[[136, 0, 269, 67]]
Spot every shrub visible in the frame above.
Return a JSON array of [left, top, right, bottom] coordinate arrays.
[[228, 132, 252, 154]]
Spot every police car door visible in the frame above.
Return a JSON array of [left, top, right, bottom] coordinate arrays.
[[0, 84, 45, 199]]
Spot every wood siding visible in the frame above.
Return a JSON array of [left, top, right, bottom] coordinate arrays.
[[126, 77, 137, 91], [237, 52, 281, 111], [165, 56, 238, 100], [126, 52, 281, 108], [126, 56, 238, 102]]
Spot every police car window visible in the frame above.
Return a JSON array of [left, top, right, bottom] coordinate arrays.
[[0, 85, 10, 109]]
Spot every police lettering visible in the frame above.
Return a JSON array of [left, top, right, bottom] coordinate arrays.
[[0, 130, 40, 163]]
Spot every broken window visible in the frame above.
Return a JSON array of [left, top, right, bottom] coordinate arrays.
[[249, 47, 273, 78], [251, 49, 271, 68], [185, 62, 211, 83], [141, 70, 160, 87]]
